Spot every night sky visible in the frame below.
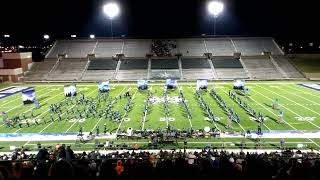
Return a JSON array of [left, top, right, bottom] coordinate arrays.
[[0, 0, 319, 40]]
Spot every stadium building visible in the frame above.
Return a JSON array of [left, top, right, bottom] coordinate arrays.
[[23, 37, 305, 82]]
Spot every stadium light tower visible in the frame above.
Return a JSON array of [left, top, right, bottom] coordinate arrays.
[[208, 1, 224, 37], [103, 2, 120, 38], [43, 34, 50, 40]]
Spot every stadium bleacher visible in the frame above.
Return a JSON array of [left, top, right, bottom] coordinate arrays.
[[82, 70, 115, 81], [87, 58, 118, 70], [94, 40, 123, 58], [215, 68, 248, 79], [211, 57, 243, 68], [123, 39, 151, 57], [181, 58, 211, 69], [211, 57, 248, 79], [177, 39, 206, 57], [81, 58, 118, 81], [47, 59, 88, 81], [119, 58, 148, 70], [25, 59, 57, 81], [241, 55, 283, 79], [232, 37, 283, 56], [150, 58, 180, 79], [116, 58, 149, 80], [180, 58, 213, 79], [205, 38, 235, 56], [46, 40, 96, 58], [271, 55, 305, 78], [24, 37, 307, 81], [151, 58, 179, 69]]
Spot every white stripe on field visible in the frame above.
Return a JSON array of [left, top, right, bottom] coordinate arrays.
[[115, 89, 138, 134], [90, 87, 127, 133], [256, 85, 320, 129], [3, 88, 57, 113], [277, 86, 320, 106], [64, 88, 99, 133], [220, 88, 271, 131], [0, 86, 51, 108]]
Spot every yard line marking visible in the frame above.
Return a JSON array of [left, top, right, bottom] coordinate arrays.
[[222, 90, 271, 130], [141, 109, 148, 130], [33, 86, 95, 134], [250, 87, 319, 130], [277, 86, 320, 106], [64, 88, 100, 133], [4, 87, 57, 113], [0, 86, 51, 108], [90, 87, 127, 133], [141, 90, 150, 130], [247, 90, 294, 130], [189, 84, 221, 131], [115, 89, 138, 134], [256, 85, 320, 129], [258, 85, 320, 117], [308, 139, 320, 148], [178, 86, 193, 128], [7, 88, 65, 133], [222, 87, 271, 130]]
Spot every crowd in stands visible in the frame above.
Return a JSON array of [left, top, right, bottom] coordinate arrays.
[[0, 144, 320, 180], [151, 40, 177, 57]]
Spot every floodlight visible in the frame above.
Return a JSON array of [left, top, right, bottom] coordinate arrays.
[[90, 34, 95, 39], [103, 2, 119, 19], [4, 34, 10, 38], [71, 35, 77, 38], [208, 1, 224, 16], [43, 34, 50, 40]]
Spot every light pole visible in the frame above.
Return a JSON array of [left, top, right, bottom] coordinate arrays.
[[103, 2, 120, 38], [208, 1, 224, 37]]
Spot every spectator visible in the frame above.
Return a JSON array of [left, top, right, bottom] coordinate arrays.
[[114, 160, 124, 176]]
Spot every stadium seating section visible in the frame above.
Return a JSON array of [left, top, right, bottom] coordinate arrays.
[[272, 55, 304, 78], [177, 39, 206, 57], [82, 70, 115, 81], [181, 58, 211, 69], [47, 40, 96, 58], [241, 56, 283, 79], [25, 59, 57, 81], [94, 40, 122, 58], [206, 38, 235, 56], [47, 59, 88, 81], [120, 59, 148, 70], [87, 59, 118, 70], [151, 58, 179, 69], [123, 40, 151, 57], [151, 69, 180, 79], [24, 37, 307, 81], [233, 38, 283, 56], [211, 57, 243, 68]]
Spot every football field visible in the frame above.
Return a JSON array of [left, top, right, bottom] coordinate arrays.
[[0, 81, 320, 151]]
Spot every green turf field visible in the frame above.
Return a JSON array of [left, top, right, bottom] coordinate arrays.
[[0, 81, 320, 151]]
